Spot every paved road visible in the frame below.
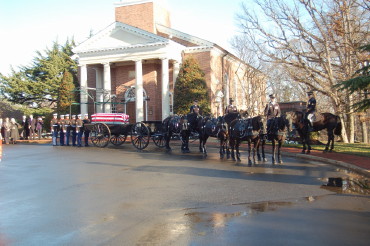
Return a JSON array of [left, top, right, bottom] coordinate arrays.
[[0, 143, 369, 245]]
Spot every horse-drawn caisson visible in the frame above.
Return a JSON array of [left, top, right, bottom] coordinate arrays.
[[84, 93, 342, 166], [84, 113, 167, 150]]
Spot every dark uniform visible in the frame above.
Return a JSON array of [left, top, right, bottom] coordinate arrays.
[[76, 114, 83, 147], [64, 114, 71, 146], [264, 94, 281, 134], [190, 100, 200, 114], [70, 115, 77, 146], [82, 114, 90, 147], [225, 98, 238, 114], [50, 113, 60, 146], [59, 115, 65, 146], [21, 116, 30, 140]]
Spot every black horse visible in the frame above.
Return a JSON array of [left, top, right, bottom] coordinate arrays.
[[180, 112, 203, 153], [198, 116, 229, 158], [287, 111, 342, 154], [259, 115, 292, 164], [224, 111, 249, 158], [162, 115, 186, 151], [229, 115, 264, 165]]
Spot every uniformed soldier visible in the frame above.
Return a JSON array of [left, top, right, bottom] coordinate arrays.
[[305, 91, 316, 131], [264, 94, 281, 134], [59, 115, 65, 146], [76, 114, 83, 147], [225, 98, 238, 114], [71, 115, 77, 146], [82, 114, 90, 147], [64, 114, 71, 146], [50, 113, 60, 146], [189, 99, 200, 114]]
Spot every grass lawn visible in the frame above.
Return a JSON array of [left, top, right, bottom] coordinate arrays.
[[282, 142, 370, 158]]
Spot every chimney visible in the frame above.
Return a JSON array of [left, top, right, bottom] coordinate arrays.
[[114, 0, 171, 34]]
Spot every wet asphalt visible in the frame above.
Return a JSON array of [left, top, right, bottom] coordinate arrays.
[[0, 142, 369, 246]]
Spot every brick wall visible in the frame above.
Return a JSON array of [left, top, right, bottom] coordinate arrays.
[[115, 2, 170, 34], [115, 2, 155, 33]]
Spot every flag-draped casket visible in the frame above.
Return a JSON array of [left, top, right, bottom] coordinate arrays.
[[91, 113, 129, 124]]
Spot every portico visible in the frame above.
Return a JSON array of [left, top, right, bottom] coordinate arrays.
[[74, 22, 183, 122]]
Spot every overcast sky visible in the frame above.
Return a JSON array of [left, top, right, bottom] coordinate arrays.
[[0, 0, 244, 75]]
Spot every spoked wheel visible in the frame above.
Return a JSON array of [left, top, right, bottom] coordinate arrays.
[[152, 134, 166, 148], [110, 134, 127, 146], [90, 123, 111, 148], [130, 122, 150, 150]]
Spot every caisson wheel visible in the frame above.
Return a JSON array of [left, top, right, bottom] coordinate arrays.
[[89, 123, 111, 148], [130, 122, 150, 150]]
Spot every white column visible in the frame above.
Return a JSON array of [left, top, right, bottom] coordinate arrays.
[[135, 60, 144, 122], [103, 63, 111, 113], [80, 64, 88, 116], [173, 61, 180, 90], [95, 68, 103, 113], [161, 58, 170, 120]]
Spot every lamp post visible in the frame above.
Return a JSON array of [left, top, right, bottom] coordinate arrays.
[[145, 96, 150, 121]]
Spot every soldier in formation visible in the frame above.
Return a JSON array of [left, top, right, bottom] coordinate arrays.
[[50, 113, 60, 146], [64, 114, 71, 146], [76, 114, 83, 147]]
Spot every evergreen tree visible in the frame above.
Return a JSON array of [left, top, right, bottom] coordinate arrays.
[[58, 71, 75, 113], [0, 39, 78, 108], [335, 44, 370, 111], [174, 57, 210, 115]]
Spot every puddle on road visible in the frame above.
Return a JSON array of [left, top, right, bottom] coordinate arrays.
[[319, 170, 369, 195], [184, 198, 308, 229]]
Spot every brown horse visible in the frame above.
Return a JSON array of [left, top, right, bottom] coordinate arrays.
[[287, 111, 342, 154]]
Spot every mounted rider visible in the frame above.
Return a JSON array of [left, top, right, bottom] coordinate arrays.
[[305, 91, 316, 131], [225, 98, 238, 115], [189, 99, 201, 115], [264, 94, 281, 134]]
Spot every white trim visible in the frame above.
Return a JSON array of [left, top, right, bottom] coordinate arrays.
[[156, 24, 214, 47], [184, 46, 213, 53], [73, 22, 168, 54], [76, 42, 168, 55]]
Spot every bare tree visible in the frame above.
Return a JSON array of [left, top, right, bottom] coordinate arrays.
[[235, 0, 369, 143]]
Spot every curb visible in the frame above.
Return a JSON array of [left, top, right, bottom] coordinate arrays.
[[271, 150, 370, 178]]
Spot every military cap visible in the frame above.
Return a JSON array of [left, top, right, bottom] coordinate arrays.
[[77, 114, 81, 117], [53, 113, 57, 116], [269, 94, 276, 98], [229, 98, 234, 102], [84, 113, 89, 117], [65, 114, 70, 117], [307, 91, 313, 95], [72, 115, 76, 118], [60, 115, 65, 118]]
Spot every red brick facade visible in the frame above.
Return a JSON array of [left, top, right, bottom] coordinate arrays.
[[78, 1, 266, 120]]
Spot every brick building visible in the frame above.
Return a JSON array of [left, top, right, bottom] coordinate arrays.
[[73, 0, 266, 123]]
